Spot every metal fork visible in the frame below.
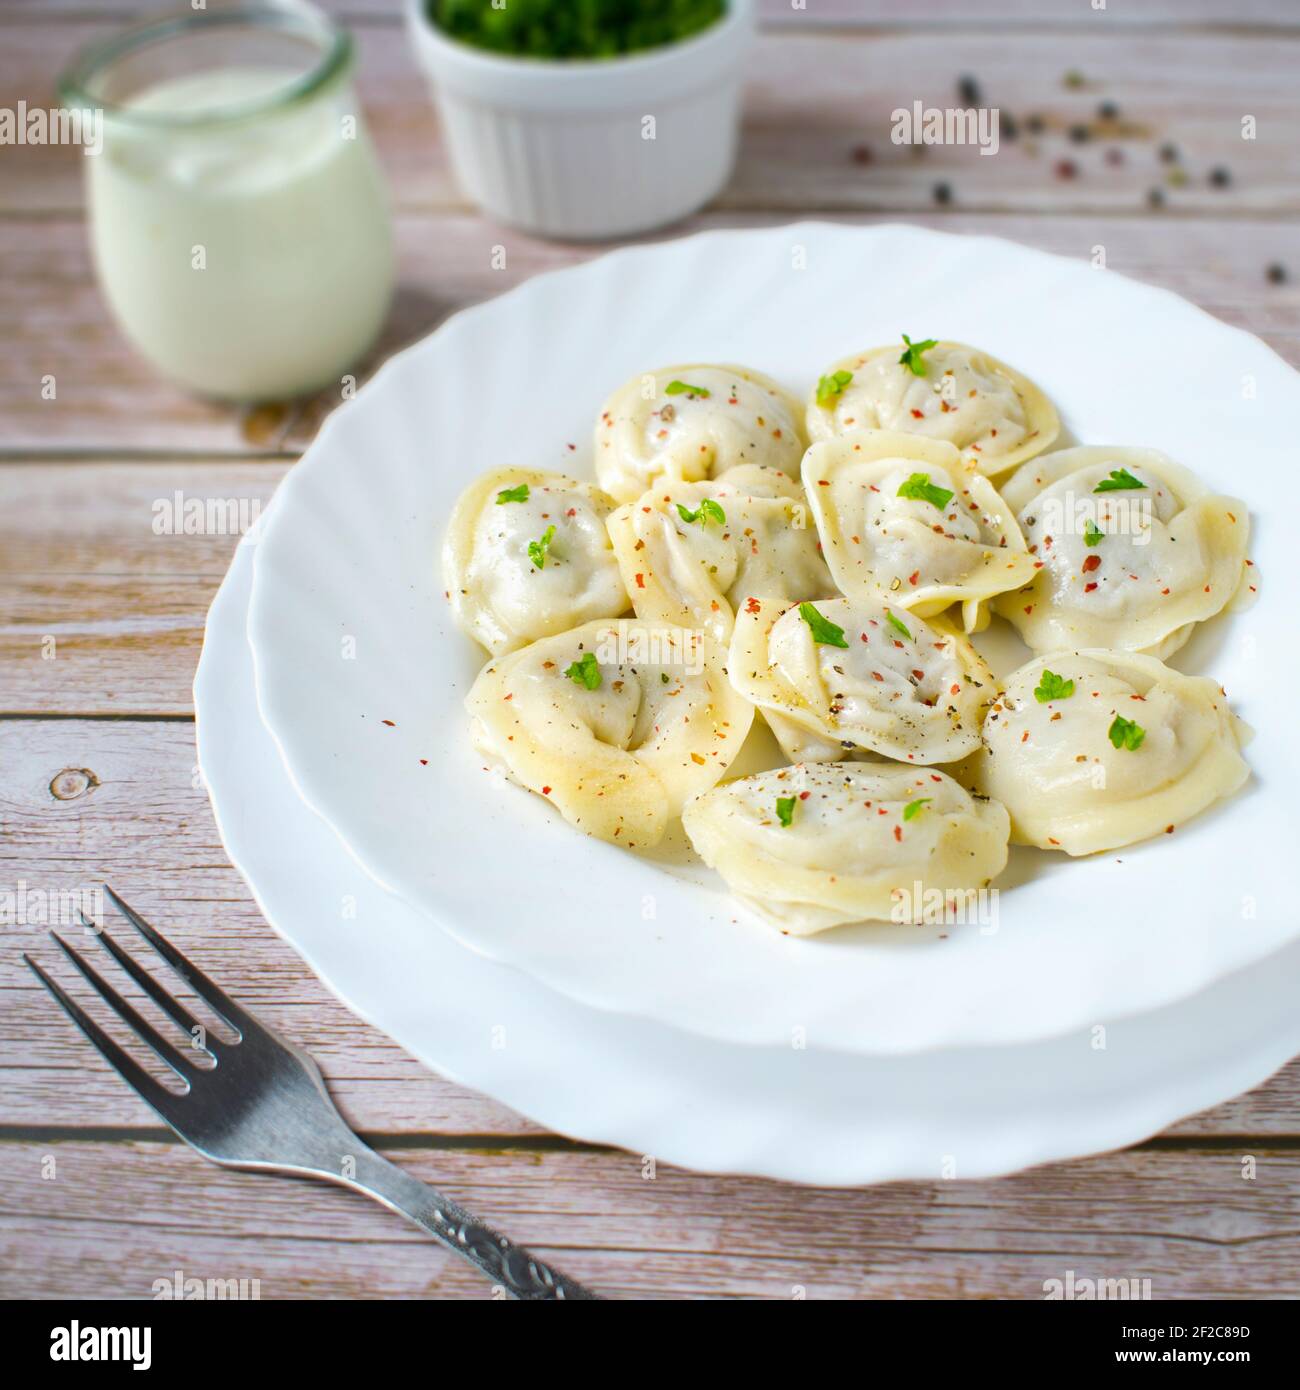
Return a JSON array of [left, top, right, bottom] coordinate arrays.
[[23, 886, 598, 1301]]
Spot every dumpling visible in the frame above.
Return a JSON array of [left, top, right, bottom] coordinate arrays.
[[683, 763, 1010, 935], [970, 650, 1250, 856], [595, 364, 806, 503], [802, 429, 1036, 632], [606, 470, 832, 646], [728, 594, 997, 764], [992, 447, 1251, 660], [466, 619, 754, 849], [805, 339, 1058, 477], [443, 468, 628, 654]]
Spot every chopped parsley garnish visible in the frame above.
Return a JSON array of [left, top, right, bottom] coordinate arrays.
[[896, 472, 954, 510], [1108, 714, 1146, 751], [1033, 669, 1075, 703], [660, 672, 670, 684], [902, 797, 931, 822], [564, 651, 601, 690], [676, 498, 726, 526], [1093, 468, 1146, 493], [495, 483, 529, 504], [665, 379, 710, 398], [1083, 518, 1104, 546], [898, 334, 939, 376], [886, 609, 913, 640], [775, 795, 797, 827], [527, 524, 556, 569], [798, 602, 849, 648], [816, 369, 854, 407]]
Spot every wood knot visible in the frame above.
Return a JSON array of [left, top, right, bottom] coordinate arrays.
[[50, 768, 98, 801]]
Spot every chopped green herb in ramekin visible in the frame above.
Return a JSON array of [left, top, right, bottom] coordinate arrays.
[[428, 0, 728, 61]]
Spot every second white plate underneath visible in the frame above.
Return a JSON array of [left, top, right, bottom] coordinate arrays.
[[209, 541, 1300, 1185]]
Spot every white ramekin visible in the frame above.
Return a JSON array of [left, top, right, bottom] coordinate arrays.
[[406, 0, 754, 240]]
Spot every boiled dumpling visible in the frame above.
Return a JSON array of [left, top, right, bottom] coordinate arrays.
[[970, 650, 1250, 856], [805, 339, 1058, 477], [683, 763, 1010, 935], [607, 470, 832, 646], [443, 468, 628, 654], [992, 446, 1251, 660], [803, 429, 1036, 632], [729, 594, 997, 764], [466, 619, 753, 848], [595, 364, 806, 503]]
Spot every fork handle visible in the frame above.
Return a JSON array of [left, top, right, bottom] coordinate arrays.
[[344, 1147, 598, 1300]]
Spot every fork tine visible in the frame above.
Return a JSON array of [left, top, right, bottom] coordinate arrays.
[[88, 916, 211, 1045], [23, 952, 185, 1126], [104, 886, 257, 1042], [51, 933, 200, 1084]]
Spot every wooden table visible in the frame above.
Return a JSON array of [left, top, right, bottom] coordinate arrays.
[[3, 0, 1299, 1300]]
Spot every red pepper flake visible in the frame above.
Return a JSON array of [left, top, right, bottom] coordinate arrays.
[[1021, 730, 1029, 743], [541, 785, 552, 795], [799, 791, 810, 800], [1081, 554, 1101, 573], [635, 573, 646, 589], [908, 570, 920, 585], [893, 825, 902, 842], [872, 671, 885, 681], [419, 758, 428, 766], [1165, 824, 1175, 834], [1161, 587, 1170, 595], [566, 507, 576, 517], [1084, 582, 1098, 593], [745, 597, 762, 614], [912, 669, 925, 681], [381, 719, 395, 727], [1023, 604, 1034, 616], [950, 683, 961, 695], [1047, 837, 1061, 846], [910, 408, 924, 419]]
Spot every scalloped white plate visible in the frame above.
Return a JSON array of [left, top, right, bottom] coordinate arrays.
[[209, 539, 1300, 1185], [248, 222, 1300, 1054]]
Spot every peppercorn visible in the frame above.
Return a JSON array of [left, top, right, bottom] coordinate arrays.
[[1069, 124, 1090, 143], [1001, 113, 1019, 140], [932, 181, 953, 205], [1209, 166, 1231, 188], [1266, 263, 1287, 284], [958, 75, 981, 106], [1159, 142, 1179, 164]]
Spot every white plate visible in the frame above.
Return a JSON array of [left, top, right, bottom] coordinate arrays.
[[248, 222, 1300, 1055], [210, 538, 1300, 1185]]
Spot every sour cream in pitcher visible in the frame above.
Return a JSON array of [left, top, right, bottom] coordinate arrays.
[[68, 7, 393, 400]]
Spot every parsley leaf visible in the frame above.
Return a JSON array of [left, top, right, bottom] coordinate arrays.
[[816, 369, 854, 407], [676, 498, 726, 526], [1084, 518, 1104, 546], [564, 651, 601, 690], [886, 609, 913, 640], [1108, 714, 1146, 751], [527, 524, 556, 570], [902, 797, 932, 822], [1033, 669, 1075, 703], [495, 483, 529, 505], [898, 334, 939, 376], [665, 379, 710, 398], [1093, 468, 1146, 493], [798, 602, 849, 648], [775, 795, 797, 827], [896, 472, 955, 511]]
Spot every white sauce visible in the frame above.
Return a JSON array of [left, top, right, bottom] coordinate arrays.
[[89, 67, 393, 399]]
